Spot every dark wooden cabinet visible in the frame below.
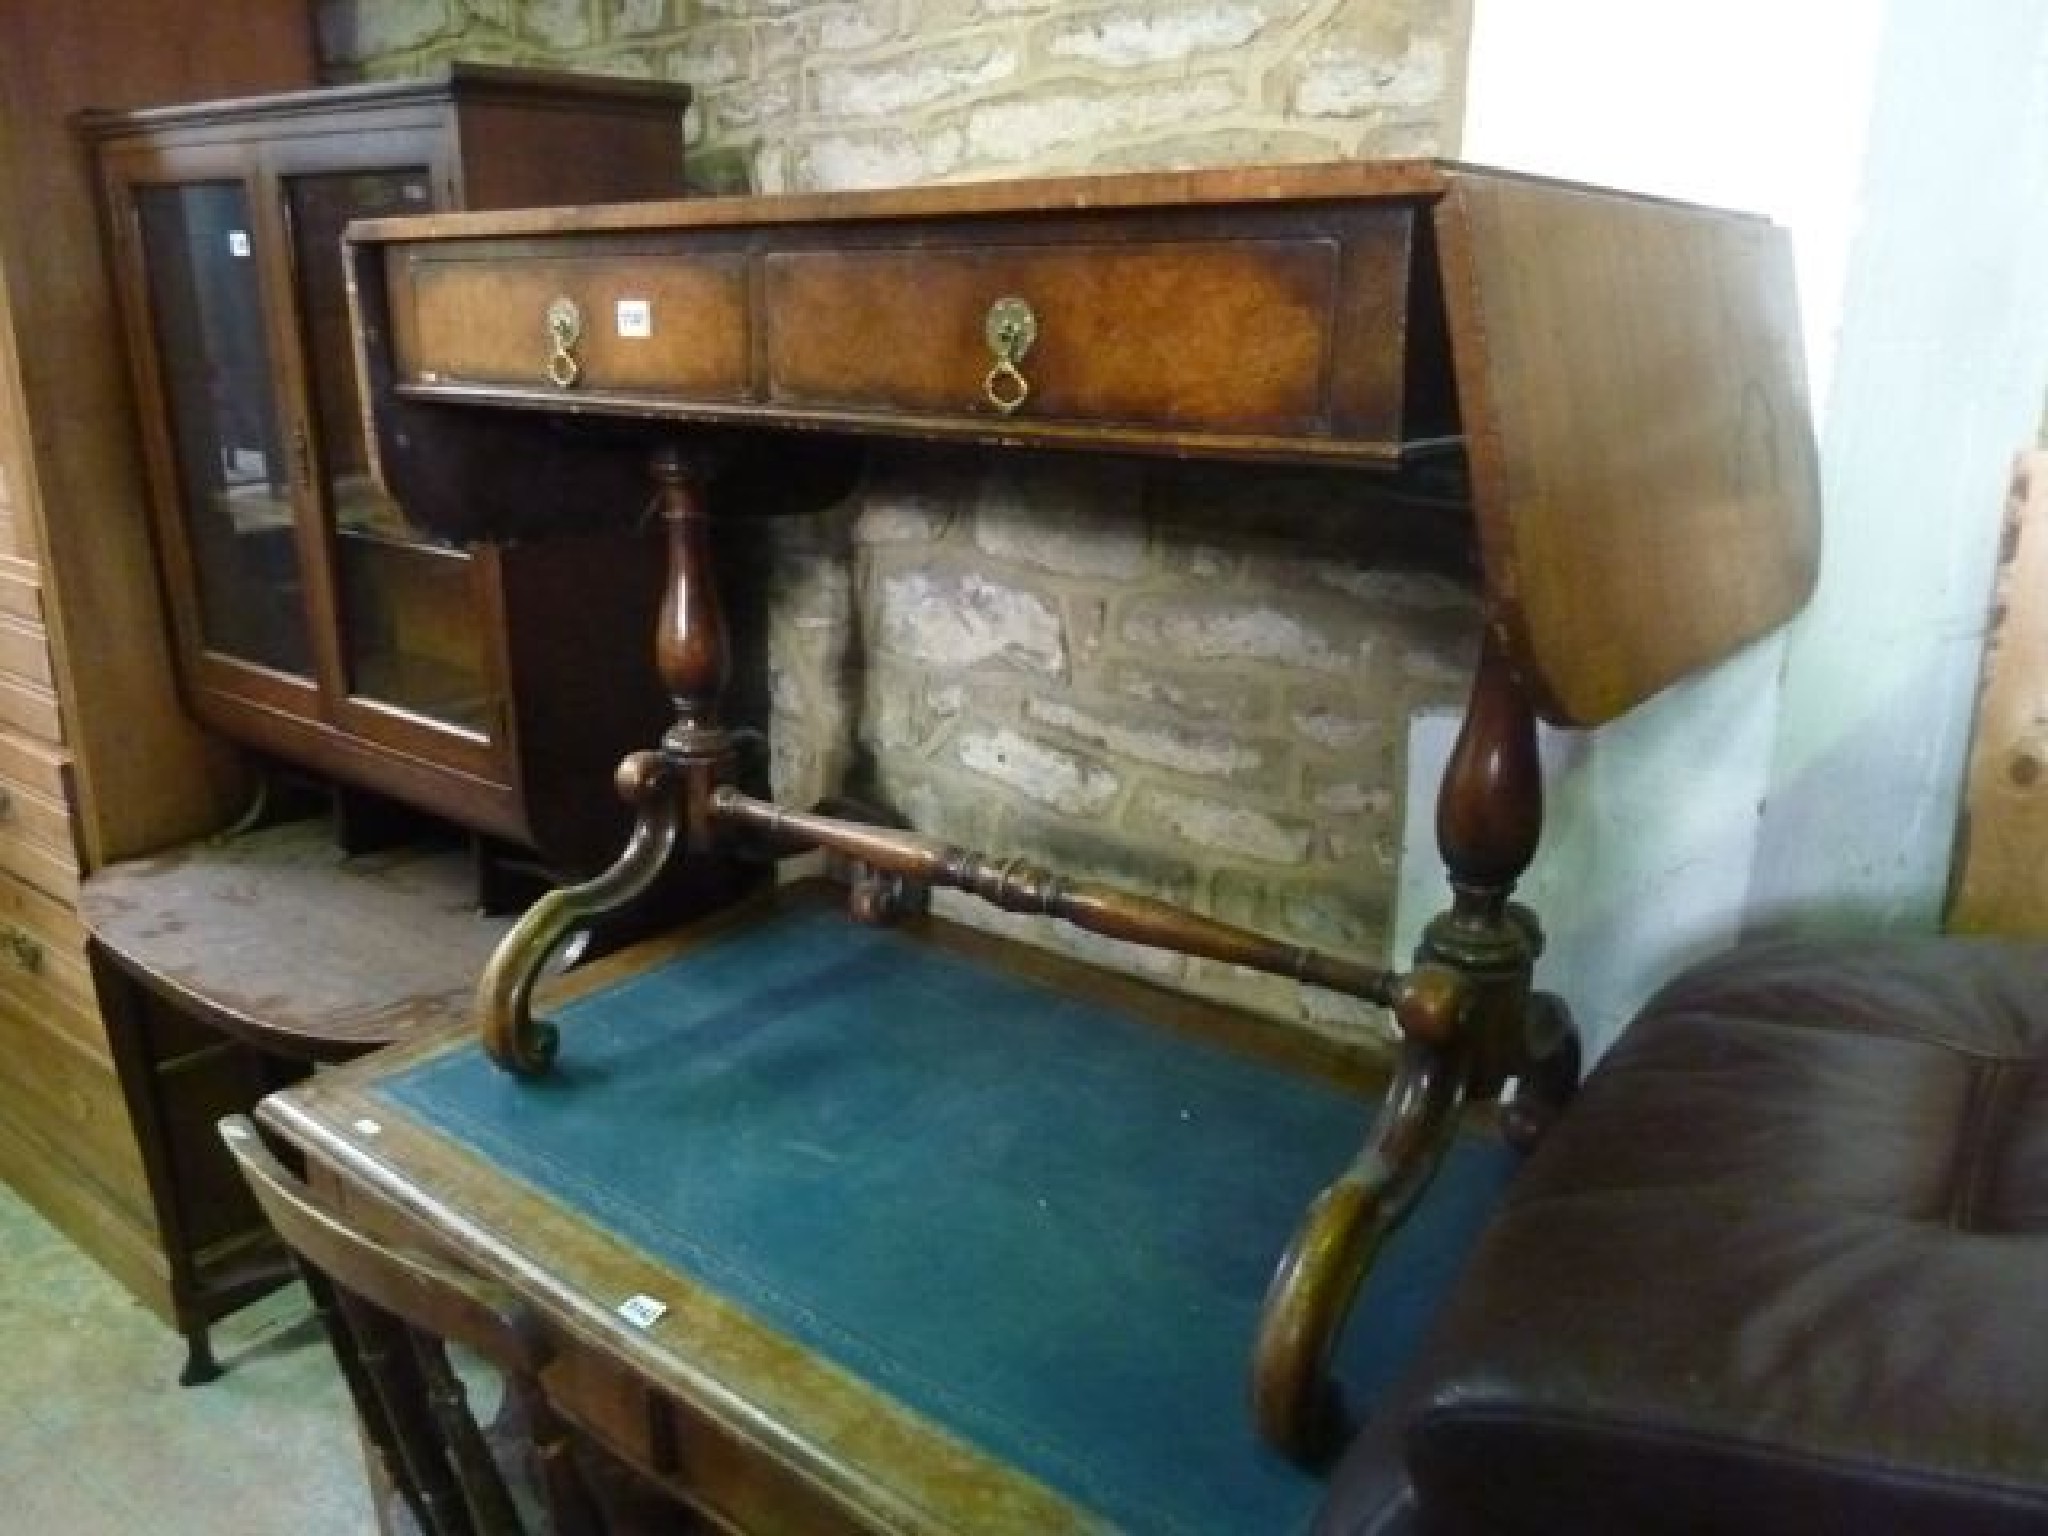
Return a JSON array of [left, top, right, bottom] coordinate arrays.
[[84, 66, 692, 877]]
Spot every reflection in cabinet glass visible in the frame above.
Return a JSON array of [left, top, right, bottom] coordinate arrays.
[[283, 165, 488, 732], [86, 66, 694, 879], [133, 181, 308, 679]]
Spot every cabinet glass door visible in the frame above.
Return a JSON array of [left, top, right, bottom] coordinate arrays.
[[285, 167, 490, 738], [133, 182, 311, 678]]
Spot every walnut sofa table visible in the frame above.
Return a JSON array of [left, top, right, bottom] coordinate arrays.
[[324, 158, 1822, 1487], [79, 818, 515, 1383]]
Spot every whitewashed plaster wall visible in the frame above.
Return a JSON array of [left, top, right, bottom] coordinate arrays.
[[1410, 0, 2048, 1057], [1747, 2, 2048, 937]]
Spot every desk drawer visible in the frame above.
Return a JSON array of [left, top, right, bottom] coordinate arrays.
[[383, 205, 1423, 454], [765, 237, 1343, 436], [404, 249, 750, 396]]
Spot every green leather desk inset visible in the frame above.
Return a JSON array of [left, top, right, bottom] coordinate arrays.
[[262, 887, 1514, 1534]]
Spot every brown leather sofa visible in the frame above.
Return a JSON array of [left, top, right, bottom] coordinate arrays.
[[1317, 933, 2048, 1535]]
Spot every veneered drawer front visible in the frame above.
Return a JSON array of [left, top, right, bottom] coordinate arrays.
[[765, 238, 1346, 436], [404, 251, 750, 396]]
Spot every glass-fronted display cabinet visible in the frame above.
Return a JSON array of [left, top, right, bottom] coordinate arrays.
[[85, 66, 693, 880]]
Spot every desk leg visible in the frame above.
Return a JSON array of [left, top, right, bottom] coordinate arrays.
[[1253, 632, 1579, 1461], [479, 445, 750, 1076], [91, 940, 301, 1385], [92, 939, 222, 1385], [1419, 629, 1580, 1141]]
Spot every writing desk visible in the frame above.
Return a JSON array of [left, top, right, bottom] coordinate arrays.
[[259, 881, 1513, 1533], [327, 159, 1822, 1469]]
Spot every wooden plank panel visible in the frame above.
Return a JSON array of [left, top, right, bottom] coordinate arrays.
[[0, 673, 62, 743], [0, 724, 72, 801], [0, 789, 83, 903], [0, 863, 95, 1007], [0, 773, 80, 865], [1949, 451, 2048, 933], [0, 612, 53, 687], [1436, 169, 1823, 727], [0, 1103, 169, 1323], [0, 987, 150, 1221], [0, 555, 43, 621]]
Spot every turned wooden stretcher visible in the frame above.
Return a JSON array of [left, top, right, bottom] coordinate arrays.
[[339, 159, 1821, 1469]]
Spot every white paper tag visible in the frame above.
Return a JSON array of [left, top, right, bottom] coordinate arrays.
[[227, 229, 251, 258], [617, 1293, 668, 1329], [615, 298, 652, 339]]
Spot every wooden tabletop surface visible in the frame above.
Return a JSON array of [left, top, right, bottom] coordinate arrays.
[[79, 818, 512, 1059]]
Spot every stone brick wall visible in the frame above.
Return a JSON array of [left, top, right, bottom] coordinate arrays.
[[318, 1, 1466, 193], [317, 0, 1478, 1045]]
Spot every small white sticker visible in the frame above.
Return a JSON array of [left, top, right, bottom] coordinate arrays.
[[227, 229, 252, 258], [617, 1293, 668, 1329], [352, 1118, 383, 1137], [615, 298, 652, 339]]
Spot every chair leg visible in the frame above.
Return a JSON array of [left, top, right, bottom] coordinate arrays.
[[509, 1375, 607, 1536], [338, 1291, 478, 1536], [413, 1331, 526, 1536], [299, 1264, 436, 1534]]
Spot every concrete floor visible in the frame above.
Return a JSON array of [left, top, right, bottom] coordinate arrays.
[[0, 1182, 374, 1533]]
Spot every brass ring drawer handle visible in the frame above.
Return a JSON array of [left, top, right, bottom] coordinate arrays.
[[545, 296, 583, 390], [982, 296, 1037, 415]]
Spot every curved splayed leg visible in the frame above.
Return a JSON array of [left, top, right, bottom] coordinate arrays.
[[478, 751, 683, 1076], [1251, 1028, 1472, 1464]]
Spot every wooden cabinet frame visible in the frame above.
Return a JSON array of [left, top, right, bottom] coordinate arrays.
[[84, 67, 694, 877]]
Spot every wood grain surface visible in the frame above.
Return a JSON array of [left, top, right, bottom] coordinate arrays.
[[1949, 450, 2048, 934]]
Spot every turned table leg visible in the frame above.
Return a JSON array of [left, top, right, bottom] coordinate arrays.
[[1421, 628, 1580, 1147], [1252, 628, 1582, 1462], [477, 445, 744, 1075]]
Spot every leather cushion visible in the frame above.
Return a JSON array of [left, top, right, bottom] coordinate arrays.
[[1337, 935, 2048, 1535]]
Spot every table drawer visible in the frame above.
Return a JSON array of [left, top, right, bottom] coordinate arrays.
[[382, 204, 1423, 454], [404, 249, 750, 396], [765, 237, 1343, 436]]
